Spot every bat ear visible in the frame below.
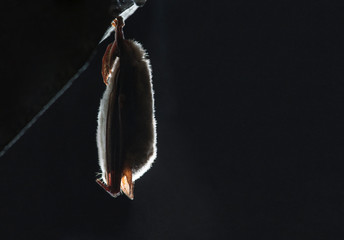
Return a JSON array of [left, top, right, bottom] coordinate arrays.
[[121, 168, 134, 200]]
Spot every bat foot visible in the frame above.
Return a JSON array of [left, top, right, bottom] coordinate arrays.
[[111, 19, 117, 28], [111, 17, 125, 29]]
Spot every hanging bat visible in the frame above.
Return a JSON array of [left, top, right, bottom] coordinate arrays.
[[96, 17, 157, 199]]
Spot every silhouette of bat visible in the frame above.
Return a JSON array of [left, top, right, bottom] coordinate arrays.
[[96, 17, 157, 199]]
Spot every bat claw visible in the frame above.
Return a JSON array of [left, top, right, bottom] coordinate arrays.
[[112, 17, 124, 29]]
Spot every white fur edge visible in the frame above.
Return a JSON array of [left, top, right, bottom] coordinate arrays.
[[131, 40, 157, 181], [97, 57, 120, 184]]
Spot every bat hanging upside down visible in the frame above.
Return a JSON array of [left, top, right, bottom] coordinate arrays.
[[96, 17, 157, 199]]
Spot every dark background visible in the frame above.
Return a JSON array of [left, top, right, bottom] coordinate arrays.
[[1, 1, 344, 239]]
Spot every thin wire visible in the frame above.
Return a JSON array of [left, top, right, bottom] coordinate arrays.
[[0, 54, 94, 158], [0, 4, 141, 158]]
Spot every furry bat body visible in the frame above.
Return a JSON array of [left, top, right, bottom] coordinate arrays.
[[96, 17, 156, 199]]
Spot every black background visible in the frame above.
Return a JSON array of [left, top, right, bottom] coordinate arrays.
[[1, 1, 344, 239]]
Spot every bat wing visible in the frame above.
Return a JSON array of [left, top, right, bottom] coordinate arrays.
[[96, 17, 156, 200], [96, 57, 122, 197]]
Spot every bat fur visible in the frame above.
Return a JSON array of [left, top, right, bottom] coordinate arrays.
[[97, 39, 157, 185]]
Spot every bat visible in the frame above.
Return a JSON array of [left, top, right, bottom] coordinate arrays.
[[96, 17, 157, 199]]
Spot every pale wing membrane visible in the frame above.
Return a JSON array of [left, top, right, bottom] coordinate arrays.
[[97, 57, 120, 184]]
